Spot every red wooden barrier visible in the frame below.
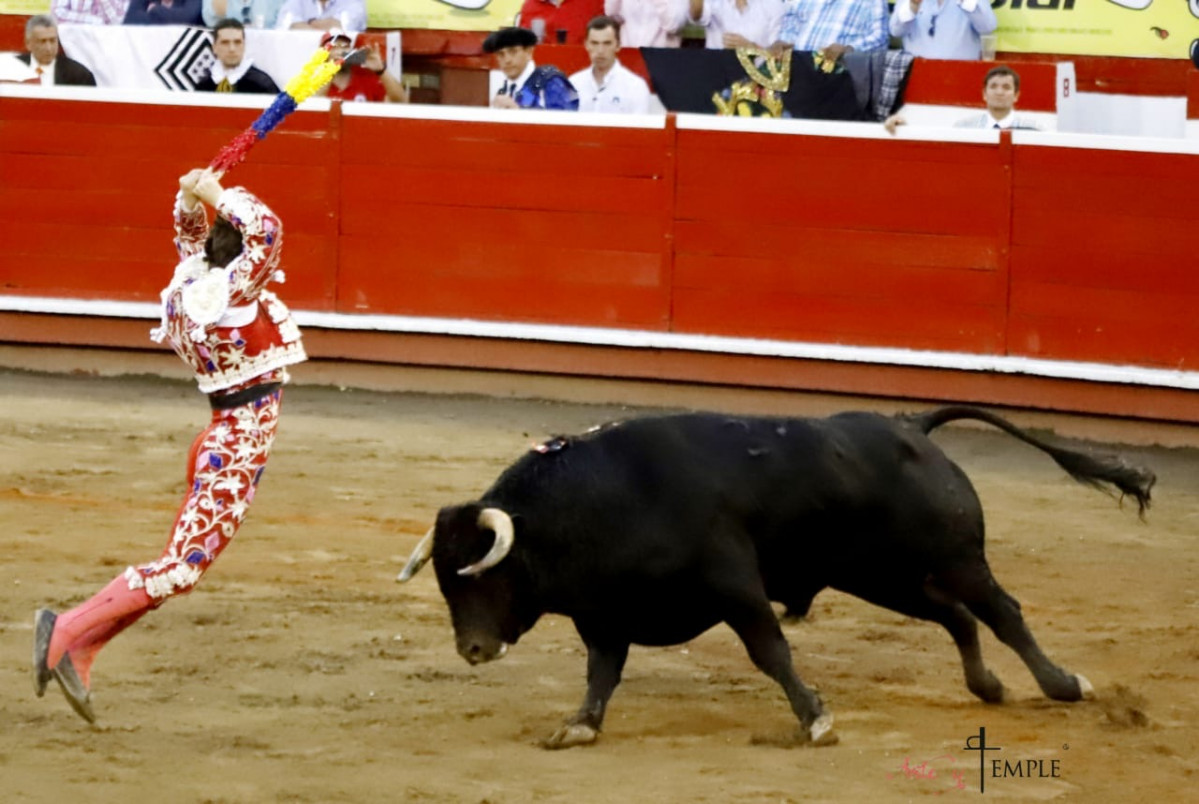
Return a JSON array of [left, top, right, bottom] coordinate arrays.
[[4, 93, 1199, 421], [336, 111, 674, 329], [0, 96, 340, 310], [673, 127, 1010, 353], [1009, 142, 1199, 369]]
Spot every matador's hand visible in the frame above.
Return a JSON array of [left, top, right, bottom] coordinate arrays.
[[193, 170, 225, 208]]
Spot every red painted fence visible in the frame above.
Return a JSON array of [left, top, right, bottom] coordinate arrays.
[[3, 93, 1199, 419]]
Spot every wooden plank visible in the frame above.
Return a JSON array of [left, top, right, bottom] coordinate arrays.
[[1013, 206, 1199, 259], [673, 287, 1005, 352], [1008, 314, 1199, 370], [675, 186, 1006, 235], [677, 130, 1004, 165], [675, 255, 1003, 306], [1015, 145, 1199, 183], [342, 117, 668, 175], [1011, 245, 1199, 293], [337, 253, 671, 329], [1010, 281, 1199, 328], [339, 202, 665, 252], [338, 163, 667, 215], [339, 235, 664, 288]]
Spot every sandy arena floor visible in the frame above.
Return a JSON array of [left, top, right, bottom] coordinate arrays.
[[2, 367, 1197, 803]]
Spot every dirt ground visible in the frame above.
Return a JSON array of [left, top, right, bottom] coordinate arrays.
[[2, 366, 1197, 803]]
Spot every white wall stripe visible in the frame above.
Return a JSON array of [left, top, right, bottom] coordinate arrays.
[[3, 295, 1196, 391], [340, 102, 667, 129], [1012, 129, 1199, 155], [0, 82, 332, 111]]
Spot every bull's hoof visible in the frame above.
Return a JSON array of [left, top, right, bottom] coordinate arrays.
[[542, 722, 599, 750], [968, 671, 1006, 704], [1076, 674, 1095, 701], [807, 714, 838, 746]]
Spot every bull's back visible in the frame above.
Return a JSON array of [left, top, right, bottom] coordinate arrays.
[[487, 412, 981, 582]]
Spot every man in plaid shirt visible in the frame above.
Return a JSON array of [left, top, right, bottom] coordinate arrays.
[[51, 0, 130, 24], [771, 0, 889, 65]]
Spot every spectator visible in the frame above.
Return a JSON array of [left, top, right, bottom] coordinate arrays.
[[770, 0, 889, 64], [202, 0, 285, 28], [518, 0, 605, 45], [51, 0, 129, 25], [604, 0, 689, 48], [320, 29, 408, 103], [274, 0, 365, 31], [124, 0, 203, 25], [689, 0, 784, 50], [952, 65, 1042, 129], [889, 0, 997, 60], [569, 15, 651, 113], [196, 19, 280, 94], [18, 15, 96, 87], [884, 65, 1044, 134], [485, 26, 579, 111]]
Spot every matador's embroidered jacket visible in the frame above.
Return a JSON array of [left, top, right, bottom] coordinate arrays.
[[152, 187, 306, 392]]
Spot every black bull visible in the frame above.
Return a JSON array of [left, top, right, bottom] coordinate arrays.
[[397, 406, 1154, 748]]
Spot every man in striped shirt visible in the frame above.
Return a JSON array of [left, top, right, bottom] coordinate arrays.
[[771, 0, 889, 65], [51, 0, 130, 25]]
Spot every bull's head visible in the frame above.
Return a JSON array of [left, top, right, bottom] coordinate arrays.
[[397, 504, 526, 665]]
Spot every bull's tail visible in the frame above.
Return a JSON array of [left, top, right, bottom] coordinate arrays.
[[907, 406, 1155, 517]]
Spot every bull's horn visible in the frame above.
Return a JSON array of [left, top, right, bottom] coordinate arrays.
[[396, 527, 435, 583], [458, 508, 514, 576]]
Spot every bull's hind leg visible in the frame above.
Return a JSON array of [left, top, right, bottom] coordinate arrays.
[[835, 577, 1005, 703], [725, 603, 837, 745], [940, 565, 1093, 702], [544, 626, 629, 750]]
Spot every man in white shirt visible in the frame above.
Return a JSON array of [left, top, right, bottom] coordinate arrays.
[[569, 16, 651, 114], [884, 65, 1043, 134], [953, 65, 1042, 130]]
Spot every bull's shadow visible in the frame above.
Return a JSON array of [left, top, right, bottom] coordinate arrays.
[[397, 405, 1153, 748]]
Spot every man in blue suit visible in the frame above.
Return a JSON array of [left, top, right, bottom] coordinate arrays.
[[485, 26, 579, 111]]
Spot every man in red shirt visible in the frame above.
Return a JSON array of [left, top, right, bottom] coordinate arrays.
[[518, 0, 604, 45], [321, 28, 408, 103]]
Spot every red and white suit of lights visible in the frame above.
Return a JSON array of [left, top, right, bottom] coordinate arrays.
[[41, 187, 305, 702]]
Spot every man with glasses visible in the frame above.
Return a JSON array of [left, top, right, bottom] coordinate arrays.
[[196, 19, 281, 94], [889, 0, 997, 60]]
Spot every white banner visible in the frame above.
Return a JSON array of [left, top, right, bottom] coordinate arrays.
[[57, 24, 328, 91]]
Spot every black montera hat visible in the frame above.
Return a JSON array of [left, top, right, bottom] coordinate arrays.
[[483, 27, 538, 53]]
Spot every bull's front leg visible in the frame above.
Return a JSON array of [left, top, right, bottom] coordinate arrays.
[[544, 631, 629, 750], [727, 604, 838, 746]]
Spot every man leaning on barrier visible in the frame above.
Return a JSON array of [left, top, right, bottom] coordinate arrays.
[[884, 64, 1045, 134]]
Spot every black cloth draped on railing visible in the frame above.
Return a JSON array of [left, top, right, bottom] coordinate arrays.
[[639, 47, 914, 122]]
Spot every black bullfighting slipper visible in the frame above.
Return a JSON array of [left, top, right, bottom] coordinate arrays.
[[32, 608, 56, 697], [52, 653, 96, 724]]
